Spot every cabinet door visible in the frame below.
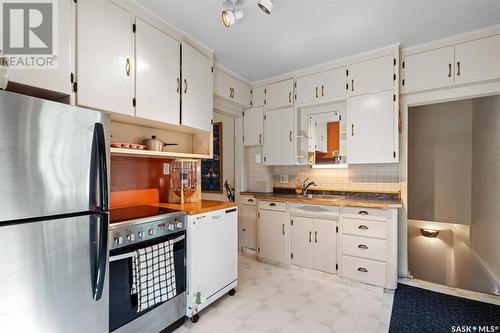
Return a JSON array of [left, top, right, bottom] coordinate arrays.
[[76, 0, 134, 115], [318, 67, 347, 101], [263, 107, 295, 165], [243, 107, 264, 146], [455, 34, 500, 84], [313, 219, 337, 274], [214, 69, 250, 106], [7, 0, 72, 95], [290, 216, 313, 268], [295, 73, 320, 105], [266, 79, 294, 108], [251, 86, 266, 107], [403, 46, 454, 92], [232, 78, 251, 107], [214, 69, 233, 100], [135, 18, 180, 125], [258, 209, 287, 264], [238, 204, 257, 250], [348, 90, 395, 164], [348, 55, 394, 95], [181, 42, 213, 132]]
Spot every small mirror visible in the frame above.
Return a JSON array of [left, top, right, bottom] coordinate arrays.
[[307, 111, 346, 165]]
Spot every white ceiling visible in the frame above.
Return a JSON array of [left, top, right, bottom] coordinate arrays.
[[138, 0, 500, 82]]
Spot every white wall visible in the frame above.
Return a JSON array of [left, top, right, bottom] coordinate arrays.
[[408, 100, 473, 225], [471, 95, 500, 282], [202, 112, 234, 202]]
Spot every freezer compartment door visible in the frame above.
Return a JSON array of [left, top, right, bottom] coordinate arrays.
[[0, 91, 110, 222], [0, 213, 109, 333]]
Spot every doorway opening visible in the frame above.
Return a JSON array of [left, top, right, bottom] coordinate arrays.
[[408, 96, 500, 296]]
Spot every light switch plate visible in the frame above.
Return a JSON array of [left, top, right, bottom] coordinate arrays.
[[280, 175, 289, 184], [163, 163, 170, 175]]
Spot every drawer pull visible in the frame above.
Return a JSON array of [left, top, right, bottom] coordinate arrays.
[[358, 244, 368, 249], [358, 210, 369, 215], [357, 267, 368, 273], [269, 203, 277, 207], [248, 199, 254, 203], [358, 225, 369, 230]]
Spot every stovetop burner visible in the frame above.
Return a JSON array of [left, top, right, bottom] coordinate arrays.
[[109, 205, 181, 224]]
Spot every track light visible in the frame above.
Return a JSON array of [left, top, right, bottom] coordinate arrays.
[[257, 0, 274, 14], [222, 9, 243, 28]]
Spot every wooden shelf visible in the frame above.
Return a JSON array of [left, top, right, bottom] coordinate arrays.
[[110, 147, 211, 160]]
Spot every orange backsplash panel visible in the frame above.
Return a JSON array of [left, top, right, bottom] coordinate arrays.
[[110, 156, 171, 207]]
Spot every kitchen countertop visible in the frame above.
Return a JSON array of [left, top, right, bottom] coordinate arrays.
[[239, 192, 402, 209], [156, 200, 238, 215]]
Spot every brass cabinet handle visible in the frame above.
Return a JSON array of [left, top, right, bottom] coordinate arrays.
[[248, 199, 254, 202], [457, 61, 461, 76], [358, 244, 368, 249], [315, 231, 318, 243], [316, 86, 318, 98], [351, 79, 354, 92], [184, 79, 187, 94], [351, 124, 355, 136], [269, 202, 277, 207], [282, 224, 285, 235], [358, 225, 369, 230], [229, 87, 232, 98], [448, 63, 452, 78], [289, 92, 292, 103], [289, 131, 292, 142], [126, 58, 131, 76], [309, 231, 312, 243], [321, 85, 324, 97], [358, 267, 368, 273], [176, 78, 180, 93], [232, 88, 235, 99], [259, 134, 262, 144]]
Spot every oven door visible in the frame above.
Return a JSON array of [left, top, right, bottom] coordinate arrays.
[[109, 231, 186, 332]]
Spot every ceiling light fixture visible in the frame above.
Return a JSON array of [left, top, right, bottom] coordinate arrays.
[[222, 0, 243, 28], [257, 0, 274, 14]]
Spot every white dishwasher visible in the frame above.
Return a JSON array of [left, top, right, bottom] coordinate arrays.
[[186, 207, 238, 322]]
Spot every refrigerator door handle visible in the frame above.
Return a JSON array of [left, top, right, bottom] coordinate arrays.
[[94, 123, 108, 212], [91, 213, 108, 301]]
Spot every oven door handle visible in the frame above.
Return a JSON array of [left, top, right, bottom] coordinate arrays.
[[109, 234, 186, 262]]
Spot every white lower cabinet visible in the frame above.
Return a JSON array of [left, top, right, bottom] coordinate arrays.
[[290, 216, 337, 274], [238, 196, 257, 250], [257, 203, 288, 264], [341, 255, 387, 287]]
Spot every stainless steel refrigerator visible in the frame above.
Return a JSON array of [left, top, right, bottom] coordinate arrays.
[[0, 91, 110, 333]]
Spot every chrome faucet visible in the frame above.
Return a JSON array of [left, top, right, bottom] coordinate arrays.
[[302, 179, 317, 197]]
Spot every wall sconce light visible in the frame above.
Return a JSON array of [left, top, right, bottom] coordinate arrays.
[[421, 228, 439, 238]]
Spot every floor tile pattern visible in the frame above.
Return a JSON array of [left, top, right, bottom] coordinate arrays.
[[177, 254, 393, 333]]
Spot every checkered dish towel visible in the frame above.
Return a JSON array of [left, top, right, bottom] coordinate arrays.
[[131, 238, 180, 312]]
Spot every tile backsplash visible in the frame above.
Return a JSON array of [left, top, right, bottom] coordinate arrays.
[[245, 147, 274, 192]]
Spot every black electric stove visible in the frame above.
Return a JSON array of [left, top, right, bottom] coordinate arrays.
[[109, 205, 182, 224]]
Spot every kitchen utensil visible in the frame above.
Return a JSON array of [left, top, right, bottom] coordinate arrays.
[[143, 136, 164, 151]]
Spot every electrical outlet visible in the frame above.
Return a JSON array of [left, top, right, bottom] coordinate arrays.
[[280, 175, 289, 184], [163, 163, 170, 175]]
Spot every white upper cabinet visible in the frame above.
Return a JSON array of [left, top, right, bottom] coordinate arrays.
[[135, 18, 180, 125], [295, 67, 346, 104], [181, 42, 213, 132], [76, 0, 134, 116], [454, 34, 500, 85], [263, 107, 295, 165], [7, 0, 72, 95], [348, 55, 394, 95], [402, 46, 454, 92], [265, 79, 294, 108], [348, 90, 396, 164], [243, 107, 264, 146], [214, 69, 250, 107], [251, 86, 266, 107]]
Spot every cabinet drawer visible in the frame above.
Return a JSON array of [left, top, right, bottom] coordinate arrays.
[[343, 207, 387, 221], [258, 201, 287, 212], [342, 218, 387, 239], [342, 234, 386, 262], [240, 195, 257, 206], [342, 255, 386, 287]]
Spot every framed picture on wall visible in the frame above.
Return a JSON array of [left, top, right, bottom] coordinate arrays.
[[201, 122, 223, 193]]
